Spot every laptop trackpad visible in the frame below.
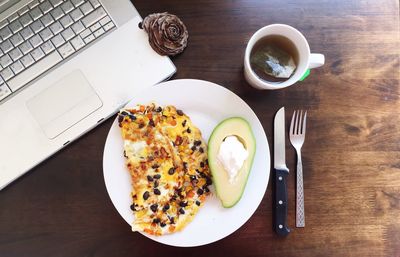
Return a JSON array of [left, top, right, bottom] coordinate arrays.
[[26, 70, 103, 139]]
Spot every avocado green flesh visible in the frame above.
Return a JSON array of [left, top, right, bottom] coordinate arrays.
[[208, 117, 256, 208]]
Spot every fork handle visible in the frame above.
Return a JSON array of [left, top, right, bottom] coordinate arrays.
[[296, 150, 305, 227], [274, 168, 290, 236]]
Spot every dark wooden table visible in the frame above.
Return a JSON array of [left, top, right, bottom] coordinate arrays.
[[1, 0, 399, 256]]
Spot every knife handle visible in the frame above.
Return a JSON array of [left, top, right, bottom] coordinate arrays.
[[275, 168, 290, 236]]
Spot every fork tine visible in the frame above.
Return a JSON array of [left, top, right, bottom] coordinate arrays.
[[295, 110, 301, 135], [302, 111, 307, 135], [299, 110, 303, 134], [294, 110, 299, 135], [290, 110, 296, 135]]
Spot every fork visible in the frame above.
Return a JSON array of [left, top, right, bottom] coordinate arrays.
[[289, 110, 307, 228]]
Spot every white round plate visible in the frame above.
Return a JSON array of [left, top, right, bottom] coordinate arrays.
[[103, 79, 270, 247]]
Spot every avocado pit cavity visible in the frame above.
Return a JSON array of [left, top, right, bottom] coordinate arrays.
[[217, 135, 248, 184]]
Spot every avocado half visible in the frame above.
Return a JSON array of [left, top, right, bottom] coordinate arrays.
[[208, 117, 256, 208]]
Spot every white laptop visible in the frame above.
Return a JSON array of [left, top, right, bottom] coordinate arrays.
[[0, 0, 176, 189]]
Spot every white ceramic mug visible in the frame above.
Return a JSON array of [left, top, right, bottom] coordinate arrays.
[[244, 24, 325, 90]]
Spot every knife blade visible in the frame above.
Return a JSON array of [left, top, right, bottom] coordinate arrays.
[[274, 107, 290, 236]]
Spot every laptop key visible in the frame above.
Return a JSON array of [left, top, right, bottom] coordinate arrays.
[[0, 19, 8, 30], [41, 41, 55, 54], [30, 20, 44, 33], [18, 6, 30, 16], [20, 13, 33, 27], [90, 0, 100, 8], [0, 67, 14, 81], [71, 0, 85, 7], [41, 13, 54, 27], [93, 27, 104, 38], [9, 20, 23, 34], [0, 54, 12, 67], [90, 22, 101, 32], [81, 7, 106, 27], [61, 27, 75, 41], [61, 1, 74, 13], [0, 84, 11, 101], [0, 26, 12, 40], [103, 21, 115, 31], [0, 40, 13, 54], [7, 51, 63, 91], [20, 54, 35, 67], [70, 8, 83, 22], [8, 13, 19, 23], [10, 33, 24, 47], [50, 0, 63, 7], [20, 27, 34, 40], [51, 34, 64, 47], [29, 34, 43, 48], [30, 7, 43, 21], [39, 2, 53, 14], [50, 6, 64, 20], [31, 47, 45, 61], [83, 34, 95, 44], [80, 2, 94, 16], [39, 28, 53, 41], [60, 15, 73, 28], [99, 16, 111, 26], [28, 0, 40, 9], [79, 28, 90, 38], [70, 35, 84, 50], [10, 60, 24, 74], [19, 41, 33, 54], [71, 21, 84, 34], [9, 48, 23, 61], [58, 42, 75, 58], [49, 21, 63, 34]]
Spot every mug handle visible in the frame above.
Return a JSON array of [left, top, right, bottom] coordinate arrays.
[[308, 53, 325, 69]]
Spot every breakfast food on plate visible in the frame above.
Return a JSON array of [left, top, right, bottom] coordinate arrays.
[[118, 103, 211, 236], [208, 117, 256, 208]]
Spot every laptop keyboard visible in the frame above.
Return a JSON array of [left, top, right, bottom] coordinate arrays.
[[0, 0, 115, 102]]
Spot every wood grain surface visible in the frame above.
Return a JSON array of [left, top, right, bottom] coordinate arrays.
[[1, 0, 399, 256]]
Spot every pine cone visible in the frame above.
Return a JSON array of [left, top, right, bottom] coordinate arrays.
[[141, 12, 188, 56]]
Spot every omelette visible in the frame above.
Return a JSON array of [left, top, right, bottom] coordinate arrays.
[[118, 103, 211, 235]]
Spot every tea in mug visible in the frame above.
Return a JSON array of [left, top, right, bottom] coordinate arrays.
[[250, 35, 299, 82]]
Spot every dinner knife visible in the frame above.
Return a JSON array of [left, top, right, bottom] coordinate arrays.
[[274, 107, 290, 236]]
